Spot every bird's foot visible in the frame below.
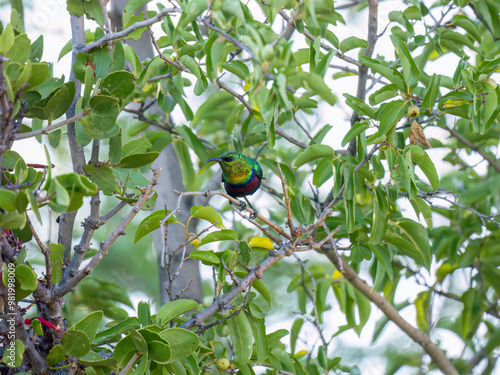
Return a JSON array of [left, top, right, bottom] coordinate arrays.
[[249, 209, 258, 220], [237, 200, 246, 211]]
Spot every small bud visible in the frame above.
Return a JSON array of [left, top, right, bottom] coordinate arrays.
[[216, 358, 230, 370], [190, 238, 201, 247]]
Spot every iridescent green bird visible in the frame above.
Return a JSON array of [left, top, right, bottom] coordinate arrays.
[[203, 151, 263, 218]]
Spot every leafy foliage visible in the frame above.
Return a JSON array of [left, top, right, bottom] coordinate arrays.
[[0, 0, 499, 374]]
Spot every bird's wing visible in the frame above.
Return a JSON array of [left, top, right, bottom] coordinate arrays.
[[254, 163, 263, 179]]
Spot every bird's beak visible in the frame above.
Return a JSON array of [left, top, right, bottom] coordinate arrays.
[[202, 157, 224, 167]]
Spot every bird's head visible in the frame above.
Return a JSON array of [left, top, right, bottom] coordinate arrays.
[[203, 152, 256, 181], [203, 151, 241, 168]]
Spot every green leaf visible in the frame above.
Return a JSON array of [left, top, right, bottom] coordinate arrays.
[[32, 318, 44, 336], [2, 339, 24, 368], [0, 211, 25, 230], [190, 205, 224, 228], [359, 56, 406, 93], [83, 164, 120, 196], [15, 264, 37, 301], [130, 329, 148, 353], [117, 152, 159, 168], [77, 351, 117, 367], [406, 145, 439, 190], [0, 190, 17, 211], [89, 95, 120, 133], [156, 299, 198, 327], [341, 121, 370, 147], [189, 250, 220, 265], [49, 242, 64, 262], [339, 36, 369, 53], [0, 24, 15, 55], [300, 72, 337, 106], [377, 99, 407, 136], [313, 157, 334, 187], [221, 61, 250, 80], [52, 261, 62, 285], [84, 0, 104, 26], [369, 186, 388, 244], [101, 71, 135, 98], [415, 291, 430, 331], [390, 34, 419, 89], [70, 311, 103, 342], [246, 312, 268, 365], [134, 209, 176, 243], [368, 244, 393, 280], [44, 81, 76, 122], [421, 74, 441, 111], [46, 344, 65, 366], [462, 288, 483, 339], [62, 330, 91, 357], [159, 328, 199, 363], [180, 55, 207, 94], [121, 135, 152, 157], [173, 140, 196, 189], [123, 0, 151, 27], [391, 219, 431, 269], [294, 144, 335, 169], [93, 317, 141, 344], [230, 312, 253, 364], [82, 65, 94, 108], [147, 340, 171, 364], [199, 229, 239, 246], [175, 125, 208, 161], [344, 94, 376, 119], [439, 30, 477, 52]]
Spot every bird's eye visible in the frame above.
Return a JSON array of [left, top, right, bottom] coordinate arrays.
[[227, 157, 234, 162]]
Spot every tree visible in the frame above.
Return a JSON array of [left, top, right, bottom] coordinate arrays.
[[0, 0, 499, 374]]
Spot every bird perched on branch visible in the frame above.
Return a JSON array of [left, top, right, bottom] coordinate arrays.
[[203, 151, 263, 219]]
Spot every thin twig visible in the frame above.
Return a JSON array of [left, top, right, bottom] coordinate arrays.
[[83, 7, 183, 53], [278, 164, 295, 235], [444, 124, 500, 173], [54, 168, 162, 298], [277, 10, 362, 68], [145, 11, 186, 71], [13, 111, 90, 140], [26, 215, 52, 289]]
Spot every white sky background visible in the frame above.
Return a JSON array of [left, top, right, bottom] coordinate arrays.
[[1, 1, 498, 374]]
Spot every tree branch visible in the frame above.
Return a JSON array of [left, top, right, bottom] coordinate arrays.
[[82, 7, 183, 53], [12, 110, 90, 140], [323, 250, 459, 375], [444, 124, 500, 173]]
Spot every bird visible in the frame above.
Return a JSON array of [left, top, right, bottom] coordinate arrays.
[[203, 151, 263, 219]]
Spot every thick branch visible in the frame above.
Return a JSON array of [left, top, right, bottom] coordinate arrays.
[[348, 0, 379, 156], [323, 250, 459, 375]]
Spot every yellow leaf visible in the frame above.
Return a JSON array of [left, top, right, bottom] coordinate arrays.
[[248, 236, 274, 249], [332, 270, 343, 279], [295, 350, 308, 358]]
